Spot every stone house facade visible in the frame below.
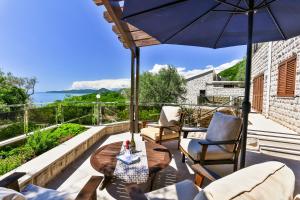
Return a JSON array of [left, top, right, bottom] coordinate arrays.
[[251, 37, 300, 133], [185, 70, 244, 104]]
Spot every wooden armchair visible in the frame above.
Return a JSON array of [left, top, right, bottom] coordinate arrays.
[[180, 112, 243, 171], [141, 106, 184, 149], [0, 172, 103, 200]]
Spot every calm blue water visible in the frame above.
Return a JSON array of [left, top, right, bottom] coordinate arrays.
[[32, 92, 88, 104]]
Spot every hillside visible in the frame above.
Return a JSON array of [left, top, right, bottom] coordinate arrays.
[[218, 59, 246, 81]]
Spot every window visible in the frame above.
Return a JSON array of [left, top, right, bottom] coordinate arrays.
[[199, 90, 206, 96], [277, 55, 297, 97]]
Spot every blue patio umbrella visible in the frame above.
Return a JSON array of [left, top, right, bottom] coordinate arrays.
[[122, 0, 300, 168]]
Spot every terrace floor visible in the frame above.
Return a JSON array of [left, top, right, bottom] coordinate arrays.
[[46, 130, 300, 200]]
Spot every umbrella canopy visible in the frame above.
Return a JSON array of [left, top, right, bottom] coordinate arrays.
[[122, 0, 300, 48], [122, 0, 300, 168]]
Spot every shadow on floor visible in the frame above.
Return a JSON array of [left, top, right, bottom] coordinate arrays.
[[46, 136, 109, 189]]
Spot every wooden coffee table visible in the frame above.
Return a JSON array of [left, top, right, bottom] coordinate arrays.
[[90, 141, 172, 190]]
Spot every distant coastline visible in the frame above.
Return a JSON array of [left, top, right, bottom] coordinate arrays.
[[46, 89, 106, 94], [33, 88, 112, 103]]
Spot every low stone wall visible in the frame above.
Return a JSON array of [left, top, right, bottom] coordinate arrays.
[[0, 121, 130, 188]]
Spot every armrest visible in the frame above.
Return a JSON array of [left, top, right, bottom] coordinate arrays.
[[198, 139, 237, 146], [191, 164, 221, 182], [147, 123, 175, 129], [75, 176, 103, 200], [0, 172, 26, 191], [126, 184, 148, 200]]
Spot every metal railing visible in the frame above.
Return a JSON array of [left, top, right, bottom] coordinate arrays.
[[0, 98, 243, 142]]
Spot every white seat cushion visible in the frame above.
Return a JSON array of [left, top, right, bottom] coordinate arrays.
[[21, 184, 71, 200], [0, 187, 26, 200], [193, 161, 295, 200], [141, 127, 179, 141], [206, 112, 242, 152], [180, 138, 234, 161], [146, 180, 200, 200]]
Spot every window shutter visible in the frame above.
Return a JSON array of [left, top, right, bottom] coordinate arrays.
[[286, 57, 296, 96], [277, 63, 287, 96], [277, 55, 297, 97]]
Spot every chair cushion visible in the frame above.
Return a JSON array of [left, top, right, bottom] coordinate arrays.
[[159, 106, 181, 127], [180, 138, 234, 161], [146, 180, 200, 200], [193, 161, 295, 200], [0, 187, 26, 200], [206, 112, 242, 152], [21, 184, 71, 200], [141, 127, 179, 142]]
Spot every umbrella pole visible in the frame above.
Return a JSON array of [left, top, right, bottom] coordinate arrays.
[[240, 0, 254, 169]]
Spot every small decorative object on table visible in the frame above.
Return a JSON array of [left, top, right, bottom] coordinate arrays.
[[130, 134, 136, 151], [116, 140, 140, 165]]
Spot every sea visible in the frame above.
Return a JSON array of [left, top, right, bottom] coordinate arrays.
[[31, 92, 89, 104]]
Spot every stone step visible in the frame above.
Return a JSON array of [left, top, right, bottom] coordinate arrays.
[[260, 145, 300, 160], [248, 130, 300, 151], [248, 130, 300, 138], [247, 133, 300, 145]]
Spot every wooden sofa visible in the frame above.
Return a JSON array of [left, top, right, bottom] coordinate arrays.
[[0, 172, 103, 200], [127, 161, 296, 200]]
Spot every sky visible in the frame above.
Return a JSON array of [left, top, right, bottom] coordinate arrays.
[[0, 0, 246, 92]]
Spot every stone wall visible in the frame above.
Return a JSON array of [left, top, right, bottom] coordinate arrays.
[[185, 71, 215, 104], [251, 37, 300, 133], [206, 84, 244, 97]]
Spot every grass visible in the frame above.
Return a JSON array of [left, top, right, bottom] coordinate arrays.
[[218, 59, 246, 81]]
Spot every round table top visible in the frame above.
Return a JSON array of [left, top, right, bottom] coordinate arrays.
[[90, 142, 172, 177], [182, 126, 207, 132]]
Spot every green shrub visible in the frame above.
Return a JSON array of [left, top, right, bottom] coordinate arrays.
[[0, 123, 86, 175], [0, 122, 39, 142]]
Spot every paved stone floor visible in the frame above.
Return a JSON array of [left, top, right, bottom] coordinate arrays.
[[46, 131, 300, 200], [248, 112, 298, 134]]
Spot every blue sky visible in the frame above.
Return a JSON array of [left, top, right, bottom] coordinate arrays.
[[0, 0, 246, 92]]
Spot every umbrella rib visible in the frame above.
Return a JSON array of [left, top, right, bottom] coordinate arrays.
[[213, 0, 243, 48], [243, 0, 249, 9], [122, 0, 188, 20], [162, 3, 221, 43], [266, 6, 287, 40], [255, 0, 279, 10], [215, 0, 247, 11]]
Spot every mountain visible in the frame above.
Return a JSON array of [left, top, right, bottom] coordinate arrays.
[[218, 59, 246, 81], [46, 88, 110, 94]]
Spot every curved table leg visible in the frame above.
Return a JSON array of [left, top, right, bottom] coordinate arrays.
[[99, 175, 112, 190]]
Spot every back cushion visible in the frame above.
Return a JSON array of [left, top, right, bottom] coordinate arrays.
[[206, 112, 242, 152], [159, 106, 181, 127]]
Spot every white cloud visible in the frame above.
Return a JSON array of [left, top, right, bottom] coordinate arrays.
[[70, 59, 242, 90], [149, 59, 242, 79], [71, 79, 130, 90]]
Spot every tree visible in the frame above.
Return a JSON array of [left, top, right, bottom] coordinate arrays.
[[139, 66, 186, 104], [6, 72, 37, 97], [0, 69, 34, 105]]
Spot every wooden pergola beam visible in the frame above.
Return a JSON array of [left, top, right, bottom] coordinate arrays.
[[101, 0, 136, 53], [94, 0, 123, 6]]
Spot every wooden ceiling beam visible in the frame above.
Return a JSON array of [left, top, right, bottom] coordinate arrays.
[[112, 24, 139, 33], [101, 0, 136, 53], [104, 7, 123, 23], [94, 0, 123, 6], [119, 37, 160, 47]]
